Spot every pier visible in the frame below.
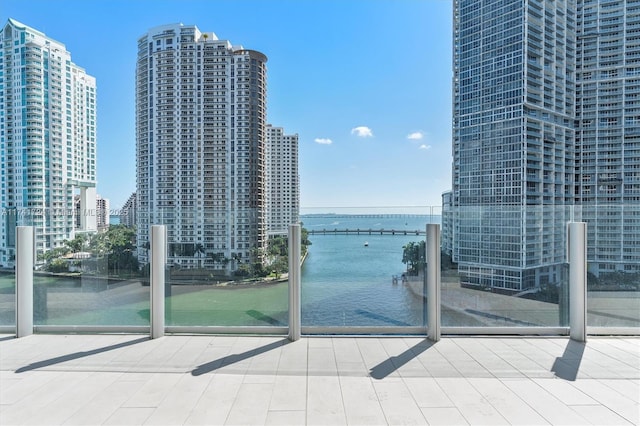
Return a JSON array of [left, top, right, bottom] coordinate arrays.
[[307, 228, 426, 236]]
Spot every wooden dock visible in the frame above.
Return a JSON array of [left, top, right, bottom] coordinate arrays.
[[307, 228, 426, 236]]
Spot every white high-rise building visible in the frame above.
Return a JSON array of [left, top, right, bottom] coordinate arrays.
[[0, 19, 97, 265], [96, 195, 110, 232], [120, 192, 137, 228], [265, 125, 299, 236], [136, 23, 267, 270]]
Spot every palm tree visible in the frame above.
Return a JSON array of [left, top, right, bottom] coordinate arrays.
[[194, 243, 205, 269], [231, 252, 241, 271]]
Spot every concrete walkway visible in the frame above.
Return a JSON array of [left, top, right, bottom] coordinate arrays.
[[0, 334, 638, 425]]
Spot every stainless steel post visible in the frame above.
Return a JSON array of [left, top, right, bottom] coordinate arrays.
[[16, 226, 34, 337], [427, 224, 441, 342], [288, 224, 301, 341], [151, 225, 166, 338], [568, 222, 587, 342]]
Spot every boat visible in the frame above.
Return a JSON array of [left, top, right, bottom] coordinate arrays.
[[364, 241, 369, 247]]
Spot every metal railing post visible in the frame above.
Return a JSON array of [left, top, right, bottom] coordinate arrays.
[[150, 225, 166, 338], [16, 226, 34, 338], [288, 224, 301, 341], [427, 224, 441, 342], [568, 222, 587, 342]]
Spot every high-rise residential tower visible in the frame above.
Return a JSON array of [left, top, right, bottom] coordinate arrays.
[[136, 23, 267, 270], [96, 195, 110, 232], [452, 0, 577, 291], [575, 0, 640, 276], [120, 192, 137, 228], [265, 125, 299, 236], [449, 0, 640, 291], [0, 19, 97, 266]]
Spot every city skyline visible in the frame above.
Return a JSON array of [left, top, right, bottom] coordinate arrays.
[[1, 0, 453, 211]]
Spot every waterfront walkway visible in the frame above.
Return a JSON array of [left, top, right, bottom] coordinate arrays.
[[1, 334, 638, 425]]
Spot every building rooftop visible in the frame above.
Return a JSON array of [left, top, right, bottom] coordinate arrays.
[[1, 334, 638, 425]]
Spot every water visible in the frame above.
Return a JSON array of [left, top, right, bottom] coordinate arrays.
[[300, 215, 433, 327]]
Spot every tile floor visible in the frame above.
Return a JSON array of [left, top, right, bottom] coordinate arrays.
[[0, 334, 638, 425]]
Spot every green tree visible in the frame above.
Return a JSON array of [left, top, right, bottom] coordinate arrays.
[[301, 227, 312, 255], [208, 252, 225, 269], [194, 243, 205, 268], [64, 234, 87, 253], [402, 241, 425, 275], [46, 258, 69, 273], [89, 225, 138, 275]]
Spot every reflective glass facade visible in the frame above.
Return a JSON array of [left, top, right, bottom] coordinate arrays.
[[451, 0, 639, 291]]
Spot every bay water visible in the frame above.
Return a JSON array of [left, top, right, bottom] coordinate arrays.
[[300, 214, 436, 327]]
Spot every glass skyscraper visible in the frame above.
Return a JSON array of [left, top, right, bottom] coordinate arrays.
[[450, 0, 639, 291], [575, 0, 640, 276]]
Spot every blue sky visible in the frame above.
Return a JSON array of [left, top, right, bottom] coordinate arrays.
[[3, 0, 453, 212]]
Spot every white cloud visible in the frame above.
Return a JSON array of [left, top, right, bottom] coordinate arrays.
[[407, 131, 424, 140], [351, 126, 373, 138], [419, 144, 432, 150], [314, 138, 333, 145]]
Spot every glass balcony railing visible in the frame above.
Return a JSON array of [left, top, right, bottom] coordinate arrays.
[[2, 204, 638, 334], [299, 206, 439, 330], [0, 273, 15, 328]]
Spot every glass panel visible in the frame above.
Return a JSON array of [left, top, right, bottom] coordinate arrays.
[[441, 205, 572, 327], [0, 273, 15, 327], [33, 218, 149, 327], [161, 209, 289, 327], [586, 204, 640, 328], [300, 206, 437, 328]]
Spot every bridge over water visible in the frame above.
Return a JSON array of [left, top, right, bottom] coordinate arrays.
[[307, 228, 426, 236], [300, 214, 435, 220]]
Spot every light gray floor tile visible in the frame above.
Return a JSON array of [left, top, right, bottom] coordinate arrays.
[[269, 375, 307, 411], [308, 347, 337, 374], [404, 377, 455, 408], [306, 375, 347, 425], [184, 374, 243, 425], [0, 370, 63, 405], [467, 377, 550, 425], [569, 379, 640, 425], [142, 373, 212, 425], [103, 407, 155, 425], [337, 361, 369, 377], [570, 404, 635, 426], [373, 378, 428, 425], [502, 378, 591, 425], [420, 407, 470, 425], [122, 372, 183, 408], [339, 376, 387, 425], [225, 383, 274, 425], [265, 410, 307, 425], [436, 377, 510, 425], [63, 377, 148, 425], [532, 378, 597, 405], [332, 337, 363, 364]]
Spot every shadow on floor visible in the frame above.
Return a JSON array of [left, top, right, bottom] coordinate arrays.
[[192, 338, 290, 376], [551, 339, 585, 381], [15, 337, 149, 373], [369, 338, 435, 380]]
